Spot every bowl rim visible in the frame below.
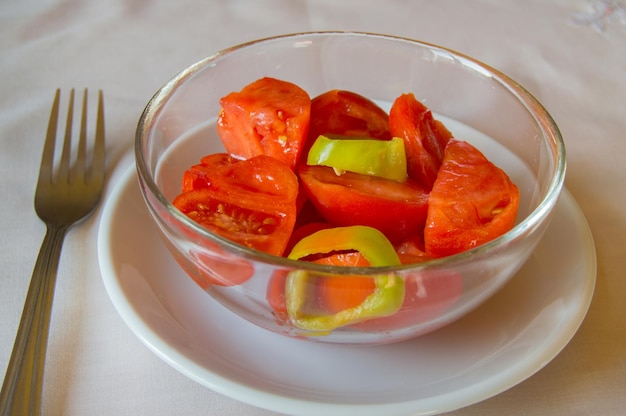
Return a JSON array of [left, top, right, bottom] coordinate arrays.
[[135, 30, 566, 275]]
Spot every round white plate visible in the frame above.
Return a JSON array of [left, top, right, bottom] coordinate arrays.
[[98, 167, 596, 416]]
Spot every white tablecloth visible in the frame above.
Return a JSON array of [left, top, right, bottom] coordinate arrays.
[[1, 0, 625, 414]]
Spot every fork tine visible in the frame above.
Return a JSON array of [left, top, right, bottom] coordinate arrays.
[[75, 89, 88, 180], [38, 89, 61, 185], [91, 90, 105, 184], [57, 89, 75, 183]]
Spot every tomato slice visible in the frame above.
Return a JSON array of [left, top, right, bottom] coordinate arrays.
[[311, 250, 375, 314], [169, 242, 255, 288], [182, 153, 236, 192], [267, 271, 289, 323], [424, 139, 520, 258], [307, 90, 391, 144], [353, 270, 463, 332], [316, 276, 376, 314], [217, 77, 311, 169], [395, 233, 431, 264], [284, 221, 332, 255], [298, 165, 429, 243], [268, 249, 461, 332], [389, 93, 453, 189], [173, 154, 299, 256], [268, 251, 374, 319]]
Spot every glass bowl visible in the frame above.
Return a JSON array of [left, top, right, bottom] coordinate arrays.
[[135, 32, 565, 345]]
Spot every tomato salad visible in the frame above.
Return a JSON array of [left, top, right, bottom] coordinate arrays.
[[172, 76, 520, 333]]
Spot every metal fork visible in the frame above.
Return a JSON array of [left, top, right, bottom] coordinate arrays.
[[0, 89, 105, 416]]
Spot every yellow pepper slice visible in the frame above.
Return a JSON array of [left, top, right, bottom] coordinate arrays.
[[306, 135, 408, 182], [286, 225, 405, 332]]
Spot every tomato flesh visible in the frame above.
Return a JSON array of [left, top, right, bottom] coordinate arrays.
[[354, 271, 463, 332], [389, 93, 453, 189], [267, 251, 385, 325], [307, 90, 391, 143], [267, 271, 289, 322], [424, 139, 520, 257], [395, 233, 430, 264], [182, 153, 236, 192], [298, 165, 429, 243], [217, 77, 311, 169], [174, 154, 299, 256], [316, 274, 376, 314]]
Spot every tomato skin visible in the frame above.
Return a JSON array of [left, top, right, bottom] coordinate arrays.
[[267, 271, 289, 322], [182, 153, 237, 192], [425, 139, 520, 258], [268, 262, 462, 332], [395, 233, 431, 264], [307, 90, 391, 143], [389, 93, 453, 189], [266, 251, 375, 325], [217, 77, 311, 169], [315, 272, 376, 314], [298, 165, 429, 243], [168, 240, 255, 288], [353, 270, 462, 332], [300, 252, 375, 316], [173, 154, 299, 256], [284, 221, 332, 255]]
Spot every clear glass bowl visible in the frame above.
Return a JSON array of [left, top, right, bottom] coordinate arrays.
[[135, 32, 565, 345]]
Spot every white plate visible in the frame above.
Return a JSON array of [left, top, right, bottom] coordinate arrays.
[[98, 167, 596, 416]]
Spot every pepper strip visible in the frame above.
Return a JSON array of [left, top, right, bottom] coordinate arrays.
[[285, 225, 405, 332], [307, 135, 408, 182]]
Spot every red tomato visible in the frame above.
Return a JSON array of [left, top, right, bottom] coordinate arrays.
[[312, 252, 374, 314], [298, 165, 429, 243], [354, 270, 463, 332], [182, 153, 236, 192], [389, 93, 453, 189], [394, 233, 431, 264], [425, 139, 520, 258], [266, 250, 373, 323], [267, 271, 289, 323], [317, 276, 375, 314], [267, 259, 462, 331], [307, 89, 391, 143], [284, 221, 332, 255], [217, 77, 311, 169], [173, 154, 299, 257], [169, 242, 255, 288]]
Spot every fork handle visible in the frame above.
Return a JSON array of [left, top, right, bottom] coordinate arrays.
[[0, 225, 67, 416]]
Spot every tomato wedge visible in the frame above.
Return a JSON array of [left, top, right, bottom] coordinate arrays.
[[311, 253, 375, 314], [173, 154, 299, 256], [182, 153, 236, 192], [394, 233, 431, 264], [269, 262, 462, 333], [171, 243, 255, 288], [307, 90, 391, 144], [267, 271, 289, 322], [267, 251, 375, 321], [266, 252, 372, 324], [389, 93, 453, 189], [353, 270, 463, 332], [298, 165, 429, 243], [424, 139, 520, 258], [216, 77, 311, 169]]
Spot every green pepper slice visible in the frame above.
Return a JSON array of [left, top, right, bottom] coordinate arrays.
[[307, 135, 408, 182], [286, 225, 405, 332]]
